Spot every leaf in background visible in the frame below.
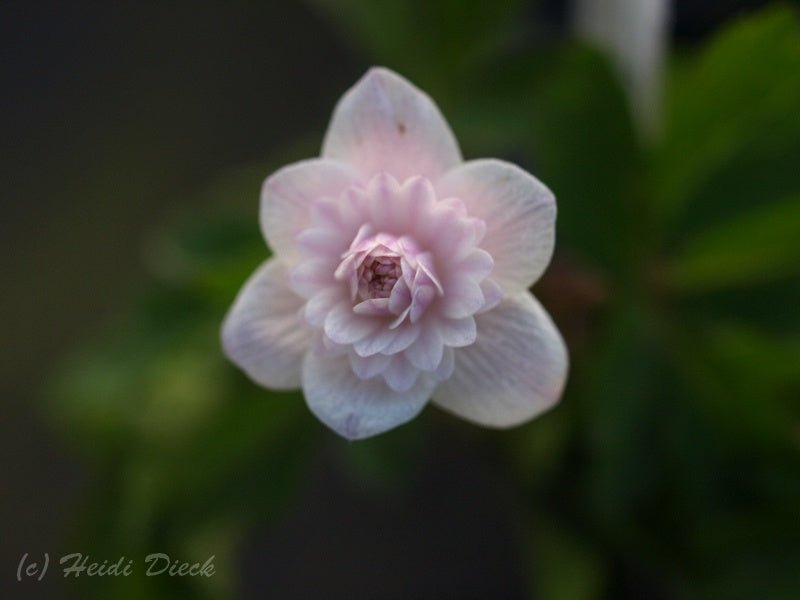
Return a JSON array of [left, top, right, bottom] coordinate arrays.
[[664, 320, 800, 449], [527, 518, 606, 600], [655, 6, 800, 228], [524, 43, 645, 279], [46, 161, 320, 599], [706, 323, 800, 394], [582, 304, 662, 529], [669, 195, 800, 293], [688, 512, 800, 600]]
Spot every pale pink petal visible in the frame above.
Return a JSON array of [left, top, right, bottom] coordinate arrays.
[[303, 351, 435, 440], [383, 354, 420, 392], [414, 252, 443, 294], [438, 316, 477, 347], [437, 196, 467, 217], [406, 326, 444, 371], [221, 259, 311, 389], [349, 352, 393, 380], [409, 285, 437, 323], [388, 277, 412, 315], [303, 288, 344, 327], [440, 276, 485, 319], [353, 298, 393, 316], [320, 333, 349, 356], [324, 302, 380, 345], [436, 159, 556, 291], [423, 205, 478, 262], [379, 323, 421, 355], [458, 248, 494, 281], [477, 278, 503, 314], [322, 67, 462, 181], [295, 227, 347, 257], [352, 326, 395, 357], [432, 292, 568, 427], [261, 159, 359, 262], [289, 259, 337, 299], [365, 173, 402, 230], [395, 176, 437, 231], [434, 347, 455, 381]]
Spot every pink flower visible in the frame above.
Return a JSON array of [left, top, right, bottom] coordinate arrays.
[[222, 67, 568, 440]]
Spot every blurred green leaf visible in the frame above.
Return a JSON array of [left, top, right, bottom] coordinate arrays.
[[524, 44, 645, 278], [529, 519, 606, 600], [662, 319, 799, 449], [656, 6, 800, 227], [583, 304, 662, 528], [669, 195, 800, 292], [687, 511, 800, 600], [676, 275, 800, 337], [706, 323, 800, 393], [46, 158, 321, 599]]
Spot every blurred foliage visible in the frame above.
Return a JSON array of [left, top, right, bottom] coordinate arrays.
[[46, 2, 800, 599]]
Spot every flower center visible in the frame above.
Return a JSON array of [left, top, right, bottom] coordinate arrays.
[[358, 254, 402, 300], [333, 222, 444, 325]]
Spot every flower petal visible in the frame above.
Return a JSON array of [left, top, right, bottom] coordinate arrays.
[[303, 288, 343, 327], [434, 347, 455, 381], [261, 159, 359, 262], [438, 316, 477, 348], [432, 292, 568, 427], [324, 302, 380, 345], [221, 259, 311, 389], [477, 278, 503, 314], [440, 276, 484, 319], [322, 67, 462, 181], [380, 322, 421, 355], [289, 259, 337, 299], [383, 354, 420, 392], [349, 352, 393, 380], [436, 159, 556, 291], [406, 325, 444, 371], [303, 350, 435, 440]]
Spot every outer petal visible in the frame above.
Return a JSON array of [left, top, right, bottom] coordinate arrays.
[[221, 259, 311, 389], [303, 350, 436, 440], [436, 159, 556, 291], [432, 292, 568, 428], [322, 67, 462, 181], [260, 159, 359, 262]]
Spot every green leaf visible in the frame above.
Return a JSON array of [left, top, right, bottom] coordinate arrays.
[[669, 195, 800, 292], [705, 323, 800, 392], [687, 512, 800, 600], [523, 43, 645, 278], [656, 6, 800, 225], [528, 519, 606, 600], [661, 319, 800, 449], [582, 304, 663, 528]]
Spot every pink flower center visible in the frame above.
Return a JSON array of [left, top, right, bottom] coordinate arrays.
[[358, 254, 402, 300], [333, 223, 443, 325]]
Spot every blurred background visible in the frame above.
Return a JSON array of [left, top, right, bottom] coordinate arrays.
[[2, 1, 799, 598]]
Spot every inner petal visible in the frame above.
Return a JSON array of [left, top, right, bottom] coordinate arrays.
[[358, 254, 402, 300], [335, 228, 443, 329]]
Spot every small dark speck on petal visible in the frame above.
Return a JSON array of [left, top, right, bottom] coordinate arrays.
[[396, 122, 407, 135]]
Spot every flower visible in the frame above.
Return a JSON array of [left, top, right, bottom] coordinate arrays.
[[222, 67, 568, 440]]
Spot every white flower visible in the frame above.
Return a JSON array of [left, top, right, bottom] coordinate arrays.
[[222, 67, 568, 439]]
